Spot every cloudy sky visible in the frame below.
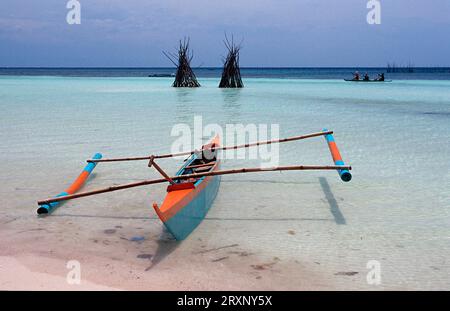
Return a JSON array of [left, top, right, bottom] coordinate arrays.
[[0, 0, 449, 67]]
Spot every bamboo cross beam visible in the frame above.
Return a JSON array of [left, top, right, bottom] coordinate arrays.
[[87, 130, 333, 163], [148, 155, 175, 185], [37, 164, 351, 206]]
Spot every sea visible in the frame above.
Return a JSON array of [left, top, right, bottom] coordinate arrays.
[[0, 67, 449, 289]]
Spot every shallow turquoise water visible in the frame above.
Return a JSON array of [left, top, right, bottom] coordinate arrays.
[[1, 76, 449, 289]]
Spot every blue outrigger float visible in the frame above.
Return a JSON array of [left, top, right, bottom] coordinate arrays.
[[38, 130, 352, 240]]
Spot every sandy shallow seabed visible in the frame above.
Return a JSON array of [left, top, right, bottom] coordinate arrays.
[[0, 216, 326, 290], [1, 77, 450, 290], [0, 188, 332, 291], [1, 178, 445, 291]]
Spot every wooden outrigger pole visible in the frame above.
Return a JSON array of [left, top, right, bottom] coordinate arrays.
[[38, 164, 351, 206], [87, 130, 334, 163]]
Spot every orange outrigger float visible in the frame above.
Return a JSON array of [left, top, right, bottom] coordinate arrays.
[[37, 130, 352, 240]]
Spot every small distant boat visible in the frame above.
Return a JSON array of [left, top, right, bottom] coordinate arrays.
[[344, 79, 392, 82], [148, 73, 175, 78], [37, 130, 352, 240]]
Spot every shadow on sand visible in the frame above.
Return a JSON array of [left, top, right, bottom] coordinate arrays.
[[319, 177, 346, 225], [146, 228, 180, 271]]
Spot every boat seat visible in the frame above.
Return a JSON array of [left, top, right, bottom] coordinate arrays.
[[193, 166, 214, 173], [185, 162, 216, 170]]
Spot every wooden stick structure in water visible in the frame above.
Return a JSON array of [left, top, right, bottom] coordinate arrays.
[[87, 130, 334, 163], [38, 164, 351, 206], [164, 38, 200, 88], [219, 35, 244, 88]]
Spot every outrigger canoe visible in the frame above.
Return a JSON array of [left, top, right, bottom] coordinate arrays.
[[153, 135, 221, 240], [37, 130, 352, 240]]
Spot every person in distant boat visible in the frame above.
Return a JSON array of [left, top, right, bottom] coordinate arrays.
[[375, 73, 385, 81], [352, 71, 360, 81], [363, 73, 370, 81]]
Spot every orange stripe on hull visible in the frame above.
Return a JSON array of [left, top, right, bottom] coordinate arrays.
[[158, 170, 217, 222]]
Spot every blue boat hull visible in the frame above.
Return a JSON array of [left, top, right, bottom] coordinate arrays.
[[163, 174, 220, 240]]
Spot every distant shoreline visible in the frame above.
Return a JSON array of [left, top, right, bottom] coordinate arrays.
[[1, 67, 450, 80]]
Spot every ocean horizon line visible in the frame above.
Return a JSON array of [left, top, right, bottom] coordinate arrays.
[[2, 67, 449, 80], [1, 66, 450, 69]]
